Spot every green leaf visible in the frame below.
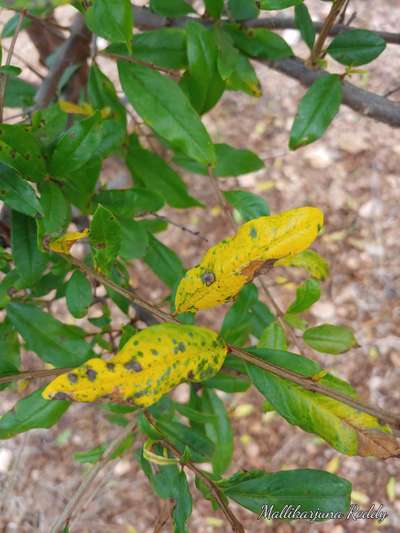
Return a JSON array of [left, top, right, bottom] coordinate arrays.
[[295, 3, 315, 50], [150, 0, 194, 16], [0, 319, 20, 389], [274, 249, 329, 280], [49, 114, 103, 178], [215, 143, 264, 176], [327, 29, 386, 66], [1, 13, 31, 38], [303, 324, 357, 354], [201, 389, 233, 476], [245, 348, 399, 457], [94, 187, 164, 218], [204, 372, 251, 393], [215, 27, 240, 80], [224, 190, 269, 221], [156, 418, 215, 462], [74, 433, 135, 464], [85, 0, 133, 48], [118, 61, 216, 165], [221, 284, 258, 345], [0, 163, 43, 217], [287, 279, 320, 314], [89, 205, 121, 272], [38, 182, 70, 237], [174, 402, 218, 424], [289, 74, 342, 150], [31, 104, 68, 148], [138, 449, 192, 531], [226, 26, 293, 60], [226, 53, 261, 96], [88, 64, 126, 121], [113, 28, 188, 69], [220, 468, 351, 516], [4, 77, 36, 108], [0, 388, 69, 440], [258, 322, 287, 350], [11, 211, 47, 286], [127, 145, 202, 208], [260, 0, 303, 10], [7, 302, 93, 367], [118, 219, 149, 260], [66, 270, 93, 319], [183, 21, 225, 114], [228, 0, 259, 21], [62, 157, 101, 213], [205, 0, 224, 18], [0, 124, 46, 181], [0, 65, 22, 77], [143, 234, 184, 289]]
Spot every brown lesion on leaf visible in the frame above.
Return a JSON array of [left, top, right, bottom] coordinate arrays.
[[52, 392, 72, 401], [358, 429, 400, 459], [240, 259, 275, 280]]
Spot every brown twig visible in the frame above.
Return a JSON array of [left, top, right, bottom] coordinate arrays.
[[99, 51, 178, 77], [207, 165, 235, 231], [0, 367, 72, 386], [0, 10, 25, 122], [49, 417, 138, 533], [151, 213, 209, 243], [309, 0, 348, 66]]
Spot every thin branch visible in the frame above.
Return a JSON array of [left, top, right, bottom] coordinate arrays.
[[49, 418, 138, 533], [207, 165, 235, 231], [0, 10, 25, 122], [151, 213, 209, 243], [0, 367, 71, 386], [99, 50, 178, 77], [309, 0, 348, 66]]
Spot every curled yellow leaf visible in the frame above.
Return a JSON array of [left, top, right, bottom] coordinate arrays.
[[59, 100, 94, 116], [175, 206, 323, 312], [49, 229, 89, 254], [42, 323, 228, 407]]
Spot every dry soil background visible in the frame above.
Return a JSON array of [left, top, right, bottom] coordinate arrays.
[[0, 1, 399, 532]]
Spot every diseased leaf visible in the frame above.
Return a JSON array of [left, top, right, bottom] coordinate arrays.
[[127, 145, 202, 208], [118, 61, 215, 165], [31, 104, 68, 148], [89, 205, 122, 272], [11, 211, 47, 286], [85, 0, 133, 48], [0, 163, 43, 217], [287, 279, 320, 314], [0, 389, 69, 440], [246, 348, 399, 457], [7, 302, 93, 367], [49, 229, 89, 254], [224, 190, 269, 221], [303, 324, 358, 354], [175, 206, 323, 312], [66, 270, 93, 319], [226, 53, 261, 96], [220, 468, 351, 516], [274, 249, 329, 280], [289, 74, 342, 150], [327, 29, 386, 66], [43, 323, 228, 408]]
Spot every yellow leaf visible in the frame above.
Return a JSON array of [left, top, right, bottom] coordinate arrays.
[[59, 100, 94, 116], [175, 206, 324, 312], [42, 323, 228, 406], [49, 229, 89, 254]]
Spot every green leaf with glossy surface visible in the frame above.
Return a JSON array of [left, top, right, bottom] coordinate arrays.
[[228, 0, 259, 20], [89, 205, 122, 272], [221, 283, 258, 345], [85, 0, 133, 47], [119, 61, 215, 165], [287, 279, 320, 314], [127, 146, 202, 208], [7, 302, 93, 367], [62, 157, 101, 213], [144, 234, 184, 289], [258, 322, 287, 350], [303, 324, 357, 354], [150, 0, 194, 16], [0, 388, 69, 439], [118, 219, 149, 260], [226, 26, 293, 60], [0, 163, 43, 217], [66, 270, 92, 319], [205, 0, 224, 18], [220, 468, 351, 516], [38, 182, 70, 237], [295, 3, 315, 50], [11, 211, 47, 286], [289, 74, 342, 150], [49, 114, 103, 178], [4, 77, 36, 108], [224, 190, 269, 221], [156, 418, 215, 462], [327, 29, 386, 66], [94, 187, 164, 217], [215, 27, 240, 80], [260, 0, 303, 9], [226, 53, 261, 96]]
